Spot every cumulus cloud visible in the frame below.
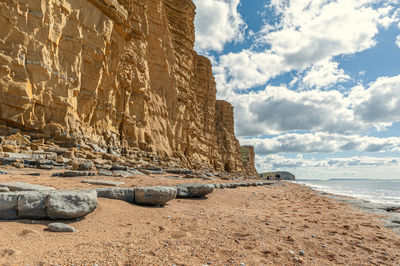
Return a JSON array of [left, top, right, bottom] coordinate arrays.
[[232, 74, 400, 137], [351, 75, 400, 124], [240, 133, 400, 155], [300, 60, 351, 89], [193, 0, 246, 53], [214, 0, 399, 94]]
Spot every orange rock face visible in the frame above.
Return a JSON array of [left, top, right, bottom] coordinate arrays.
[[0, 0, 249, 173], [240, 145, 258, 178]]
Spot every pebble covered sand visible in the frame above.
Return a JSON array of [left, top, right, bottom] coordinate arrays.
[[0, 170, 399, 265]]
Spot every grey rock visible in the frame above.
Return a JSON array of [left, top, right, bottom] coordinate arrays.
[[24, 173, 41, 176], [55, 171, 92, 177], [299, 250, 305, 256], [81, 180, 124, 186], [47, 190, 97, 219], [0, 192, 18, 219], [0, 158, 17, 165], [38, 164, 54, 170], [134, 186, 177, 206], [127, 169, 146, 176], [110, 165, 128, 171], [98, 170, 113, 177], [166, 169, 193, 175], [77, 162, 93, 171], [0, 182, 55, 191], [0, 170, 9, 175], [176, 183, 214, 198], [96, 188, 135, 202], [17, 191, 48, 219], [0, 187, 10, 192], [112, 170, 132, 177], [48, 223, 76, 232]]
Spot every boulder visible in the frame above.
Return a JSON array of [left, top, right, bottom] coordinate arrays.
[[46, 190, 97, 219], [166, 169, 193, 175], [98, 170, 113, 177], [17, 191, 48, 219], [0, 192, 18, 219], [176, 183, 214, 198], [0, 187, 10, 192], [77, 162, 93, 171], [96, 188, 135, 202], [110, 165, 128, 171], [134, 186, 177, 206], [47, 223, 76, 233], [81, 180, 124, 186], [0, 182, 55, 191]]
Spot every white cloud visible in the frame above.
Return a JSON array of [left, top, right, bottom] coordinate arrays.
[[396, 35, 400, 48], [214, 0, 399, 93], [231, 74, 400, 138], [351, 75, 400, 123], [300, 60, 351, 89], [231, 85, 361, 137], [240, 133, 400, 155], [193, 0, 246, 53]]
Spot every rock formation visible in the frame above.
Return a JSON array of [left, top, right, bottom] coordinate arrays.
[[240, 145, 258, 178], [0, 0, 249, 173]]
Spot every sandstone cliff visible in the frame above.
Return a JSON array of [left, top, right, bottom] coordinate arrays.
[[0, 0, 247, 173], [240, 145, 258, 178]]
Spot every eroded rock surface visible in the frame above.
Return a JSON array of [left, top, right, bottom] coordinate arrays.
[[0, 0, 249, 174]]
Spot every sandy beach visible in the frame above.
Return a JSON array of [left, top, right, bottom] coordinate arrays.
[[0, 170, 399, 265]]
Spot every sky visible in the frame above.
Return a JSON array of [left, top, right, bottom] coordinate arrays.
[[192, 0, 400, 179]]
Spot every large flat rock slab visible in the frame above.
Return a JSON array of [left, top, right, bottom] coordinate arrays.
[[0, 192, 18, 220], [176, 183, 214, 198], [0, 182, 55, 191], [96, 188, 135, 202], [17, 191, 48, 219], [134, 186, 177, 206], [81, 180, 124, 186], [47, 190, 98, 219]]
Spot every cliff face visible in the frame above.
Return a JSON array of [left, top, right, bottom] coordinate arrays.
[[240, 145, 258, 177], [0, 0, 245, 173]]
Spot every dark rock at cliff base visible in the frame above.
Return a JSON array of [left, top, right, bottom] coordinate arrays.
[[166, 169, 193, 175], [176, 183, 214, 198]]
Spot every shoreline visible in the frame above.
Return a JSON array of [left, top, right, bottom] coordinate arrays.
[[291, 181, 400, 235]]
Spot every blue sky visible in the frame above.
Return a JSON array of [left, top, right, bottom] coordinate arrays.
[[193, 0, 400, 179]]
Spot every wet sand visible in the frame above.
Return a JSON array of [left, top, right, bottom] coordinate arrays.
[[0, 170, 400, 265]]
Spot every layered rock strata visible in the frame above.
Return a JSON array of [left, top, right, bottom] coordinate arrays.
[[0, 0, 248, 173], [240, 145, 258, 178]]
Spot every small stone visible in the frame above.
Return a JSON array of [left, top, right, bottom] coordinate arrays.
[[288, 250, 295, 256], [240, 263, 246, 266], [299, 250, 305, 256], [166, 215, 171, 218], [47, 223, 76, 232], [0, 170, 9, 175], [252, 192, 257, 194], [265, 222, 270, 225]]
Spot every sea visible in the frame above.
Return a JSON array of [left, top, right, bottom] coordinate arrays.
[[293, 179, 400, 206]]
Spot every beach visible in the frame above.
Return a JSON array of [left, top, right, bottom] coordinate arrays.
[[1, 173, 399, 265]]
